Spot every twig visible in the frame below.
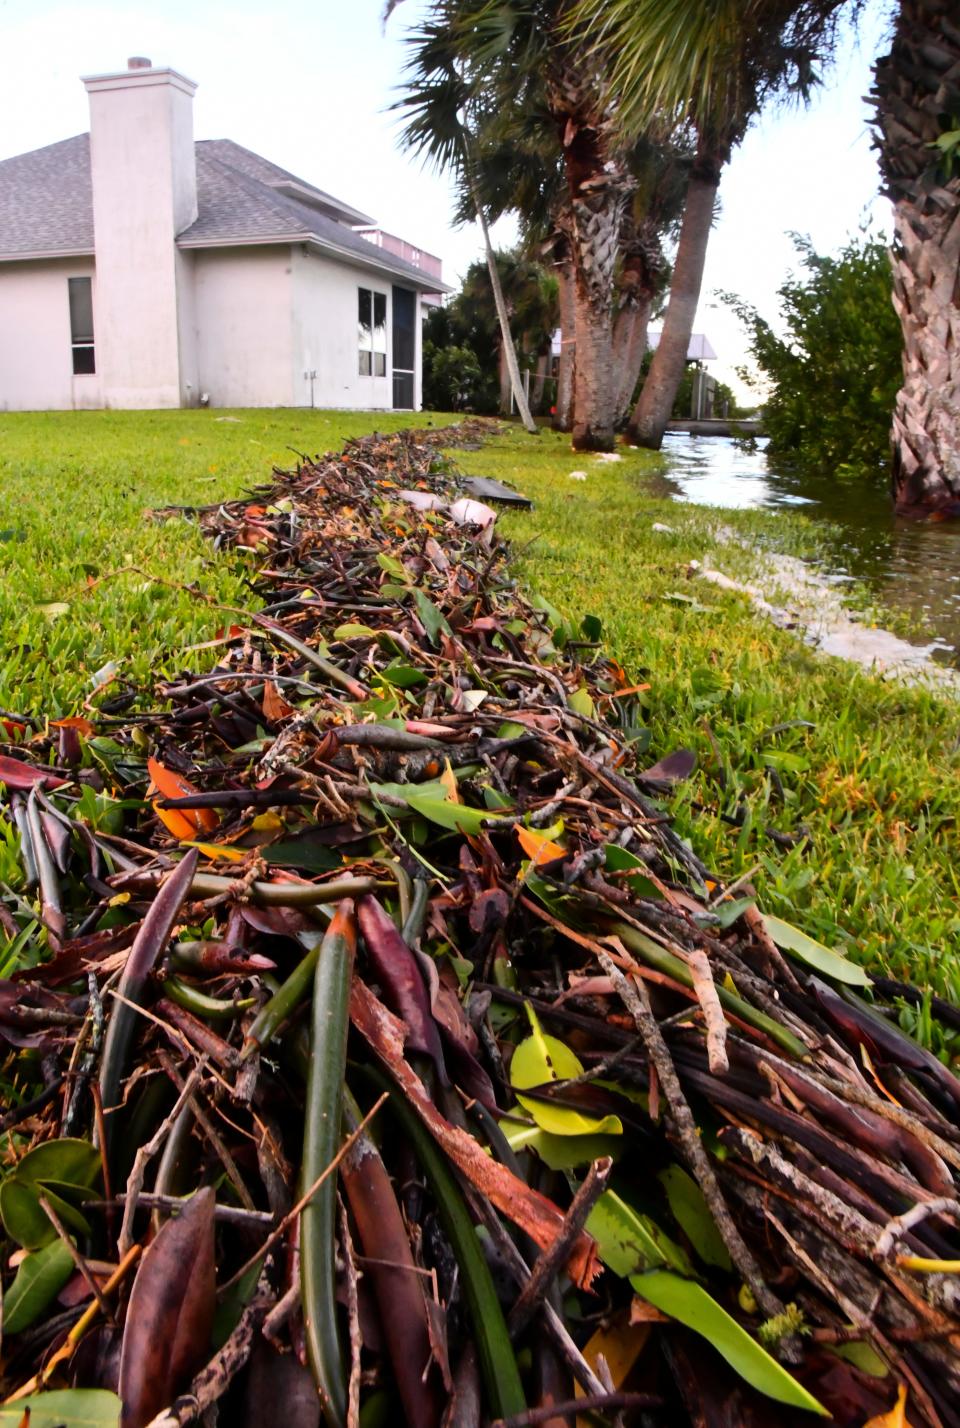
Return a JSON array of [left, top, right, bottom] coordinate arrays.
[[39, 1194, 114, 1323], [118, 1057, 208, 1256], [492, 1392, 662, 1427], [877, 1199, 960, 1261], [85, 1193, 275, 1228], [596, 940, 784, 1323], [508, 1158, 612, 1337], [219, 1091, 389, 1293], [339, 1194, 362, 1428]]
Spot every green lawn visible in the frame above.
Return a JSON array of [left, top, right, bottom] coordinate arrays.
[[459, 426, 960, 1026], [2, 410, 957, 1030], [0, 408, 449, 718]]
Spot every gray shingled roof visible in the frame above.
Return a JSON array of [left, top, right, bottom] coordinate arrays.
[[0, 135, 94, 257], [0, 133, 445, 289]]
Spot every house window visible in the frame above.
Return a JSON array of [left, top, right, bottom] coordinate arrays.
[[358, 288, 387, 376], [68, 277, 95, 374]]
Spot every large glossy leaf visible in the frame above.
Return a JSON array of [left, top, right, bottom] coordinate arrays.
[[0, 1390, 121, 1427], [630, 1271, 827, 1415], [2, 1238, 74, 1334], [587, 1190, 826, 1415], [586, 1188, 693, 1278], [762, 914, 871, 987], [510, 1005, 622, 1137]]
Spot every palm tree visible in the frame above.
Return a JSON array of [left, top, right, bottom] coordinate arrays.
[[394, 12, 539, 432], [395, 0, 636, 450], [569, 0, 848, 450], [871, 0, 960, 510]]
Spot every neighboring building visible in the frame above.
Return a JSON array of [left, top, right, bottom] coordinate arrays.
[[0, 58, 449, 412]]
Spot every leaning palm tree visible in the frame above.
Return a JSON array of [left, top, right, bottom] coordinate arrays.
[[871, 0, 960, 510], [569, 0, 849, 449]]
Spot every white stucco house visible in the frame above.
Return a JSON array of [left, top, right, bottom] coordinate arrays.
[[0, 57, 448, 412]]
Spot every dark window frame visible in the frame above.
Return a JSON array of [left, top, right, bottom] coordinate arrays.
[[358, 287, 387, 377], [68, 276, 95, 375]]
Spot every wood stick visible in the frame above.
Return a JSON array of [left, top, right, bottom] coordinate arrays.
[[508, 1157, 612, 1338], [596, 941, 785, 1324], [687, 948, 729, 1074]]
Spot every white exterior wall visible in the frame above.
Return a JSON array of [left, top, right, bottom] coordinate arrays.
[[192, 246, 295, 407], [292, 247, 422, 410], [0, 259, 101, 411], [292, 246, 390, 410], [84, 67, 198, 408]]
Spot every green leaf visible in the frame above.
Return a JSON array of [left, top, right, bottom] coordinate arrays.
[[708, 896, 755, 930], [510, 1005, 622, 1137], [762, 914, 871, 987], [501, 1121, 623, 1170], [603, 845, 662, 899], [412, 588, 451, 646], [376, 553, 409, 581], [658, 1166, 732, 1270], [333, 623, 376, 640], [0, 1390, 121, 1427], [629, 1272, 827, 1415], [567, 686, 594, 719], [12, 1138, 102, 1191], [581, 613, 603, 641], [828, 1340, 889, 1377], [2, 1239, 75, 1334], [378, 661, 427, 689], [586, 1188, 694, 1278], [0, 1138, 101, 1248], [402, 791, 503, 836]]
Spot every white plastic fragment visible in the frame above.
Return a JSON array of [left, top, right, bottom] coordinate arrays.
[[568, 471, 588, 481]]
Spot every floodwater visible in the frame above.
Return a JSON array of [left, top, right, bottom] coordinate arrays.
[[659, 432, 960, 669]]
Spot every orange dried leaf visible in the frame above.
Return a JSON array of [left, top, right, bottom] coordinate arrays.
[[863, 1384, 913, 1428], [154, 802, 202, 841], [516, 825, 566, 867], [147, 756, 218, 834]]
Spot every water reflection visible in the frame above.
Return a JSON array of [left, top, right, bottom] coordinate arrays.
[[660, 432, 960, 667]]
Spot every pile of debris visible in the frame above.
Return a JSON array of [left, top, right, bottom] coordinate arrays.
[[1, 423, 958, 1428]]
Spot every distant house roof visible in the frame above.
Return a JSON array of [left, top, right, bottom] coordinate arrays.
[[647, 330, 717, 362], [0, 133, 448, 291]]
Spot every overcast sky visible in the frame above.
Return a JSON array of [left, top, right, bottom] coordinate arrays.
[[0, 0, 894, 400]]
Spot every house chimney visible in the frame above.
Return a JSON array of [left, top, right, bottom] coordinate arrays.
[[82, 61, 199, 406]]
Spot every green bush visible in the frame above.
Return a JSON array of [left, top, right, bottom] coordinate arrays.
[[722, 233, 901, 477], [422, 338, 492, 412]]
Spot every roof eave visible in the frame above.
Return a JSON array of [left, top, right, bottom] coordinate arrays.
[[0, 246, 94, 263], [176, 231, 452, 293]]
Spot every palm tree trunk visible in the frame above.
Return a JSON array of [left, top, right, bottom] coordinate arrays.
[[872, 0, 960, 511], [549, 67, 632, 451], [613, 293, 652, 427], [468, 176, 538, 435], [626, 148, 721, 449], [498, 342, 513, 416], [553, 256, 576, 431], [571, 287, 617, 449]]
